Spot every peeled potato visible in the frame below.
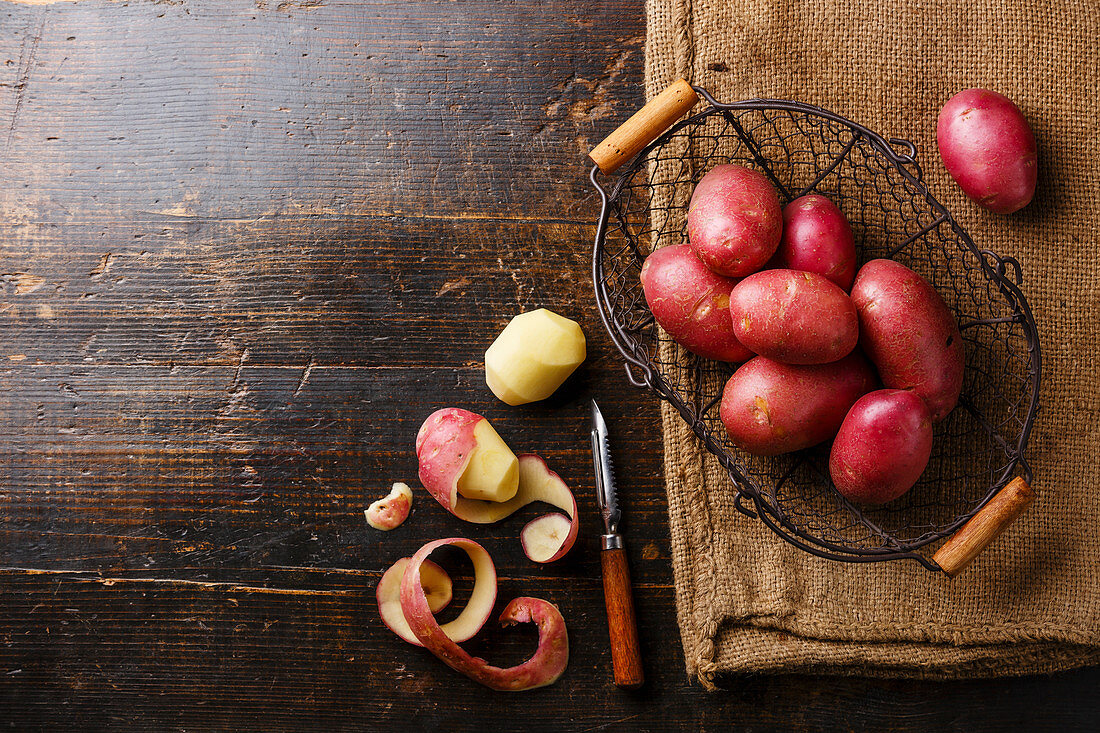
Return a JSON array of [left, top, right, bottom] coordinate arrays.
[[484, 309, 586, 406], [456, 419, 520, 502], [417, 408, 522, 509]]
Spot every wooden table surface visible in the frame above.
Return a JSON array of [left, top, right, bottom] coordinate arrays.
[[1, 1, 1096, 730]]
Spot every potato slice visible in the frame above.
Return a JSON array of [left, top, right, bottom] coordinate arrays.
[[485, 309, 586, 406]]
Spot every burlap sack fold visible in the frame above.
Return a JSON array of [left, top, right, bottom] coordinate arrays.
[[645, 0, 1100, 687]]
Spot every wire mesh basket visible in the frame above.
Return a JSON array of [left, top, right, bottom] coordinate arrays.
[[588, 81, 1041, 574]]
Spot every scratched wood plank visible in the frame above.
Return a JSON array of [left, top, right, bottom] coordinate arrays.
[[0, 0, 639, 225], [0, 0, 1097, 731], [0, 217, 595, 366]]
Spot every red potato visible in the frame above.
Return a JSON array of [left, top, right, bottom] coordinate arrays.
[[416, 411, 580, 561], [719, 352, 877, 456], [416, 408, 519, 515], [830, 389, 933, 504], [686, 164, 782, 277], [773, 194, 856, 290], [851, 259, 965, 422], [937, 89, 1037, 214], [729, 269, 859, 364], [640, 244, 753, 362]]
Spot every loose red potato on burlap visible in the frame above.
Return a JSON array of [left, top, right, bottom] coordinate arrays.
[[686, 164, 782, 277], [937, 88, 1037, 214], [640, 244, 754, 363], [850, 259, 964, 422], [773, 194, 856, 290], [719, 352, 877, 456], [830, 389, 933, 504], [729, 269, 859, 365]]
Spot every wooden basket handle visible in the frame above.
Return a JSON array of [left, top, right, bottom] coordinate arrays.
[[932, 477, 1035, 577], [588, 79, 699, 175]]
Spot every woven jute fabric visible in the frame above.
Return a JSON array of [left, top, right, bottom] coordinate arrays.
[[645, 0, 1100, 687]]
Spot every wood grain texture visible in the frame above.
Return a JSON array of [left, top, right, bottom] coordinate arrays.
[[0, 0, 1096, 730], [601, 545, 644, 688]]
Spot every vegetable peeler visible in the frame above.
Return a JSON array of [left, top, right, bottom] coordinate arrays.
[[590, 399, 644, 689]]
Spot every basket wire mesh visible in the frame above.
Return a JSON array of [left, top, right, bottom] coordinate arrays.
[[590, 87, 1041, 571]]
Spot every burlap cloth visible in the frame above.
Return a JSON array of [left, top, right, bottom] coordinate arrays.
[[644, 0, 1100, 687]]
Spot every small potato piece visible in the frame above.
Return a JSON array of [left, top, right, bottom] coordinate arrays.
[[365, 482, 413, 530], [485, 309, 586, 406], [687, 164, 782, 277], [719, 353, 876, 456], [851, 259, 964, 422], [773, 194, 856, 290], [730, 269, 858, 364], [640, 244, 753, 362], [417, 408, 520, 510], [937, 88, 1037, 214], [830, 389, 933, 504]]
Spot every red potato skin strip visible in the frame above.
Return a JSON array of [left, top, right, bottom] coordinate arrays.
[[376, 557, 454, 647], [520, 513, 574, 563], [415, 408, 481, 513], [400, 537, 569, 691]]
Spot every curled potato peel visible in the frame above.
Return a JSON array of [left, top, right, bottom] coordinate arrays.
[[377, 558, 456, 646], [399, 538, 569, 691]]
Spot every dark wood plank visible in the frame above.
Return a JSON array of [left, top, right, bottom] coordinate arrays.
[[0, 0, 640, 224], [0, 1, 1096, 731]]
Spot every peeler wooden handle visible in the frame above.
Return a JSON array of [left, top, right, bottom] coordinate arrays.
[[601, 538, 644, 688], [932, 477, 1035, 577], [588, 78, 698, 175]]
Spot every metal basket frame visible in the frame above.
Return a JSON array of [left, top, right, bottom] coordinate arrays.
[[589, 86, 1041, 572]]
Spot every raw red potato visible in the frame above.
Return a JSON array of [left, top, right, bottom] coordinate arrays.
[[376, 557, 457, 646], [937, 88, 1037, 214], [719, 352, 876, 455], [773, 194, 856, 290], [365, 482, 413, 530], [417, 408, 519, 509], [687, 164, 782, 277], [639, 244, 754, 363], [485, 309, 586, 406], [416, 409, 578, 562], [850, 259, 965, 422], [399, 538, 569, 691], [729, 269, 859, 365], [830, 389, 933, 504]]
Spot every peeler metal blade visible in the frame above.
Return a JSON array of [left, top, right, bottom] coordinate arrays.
[[590, 399, 620, 537]]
